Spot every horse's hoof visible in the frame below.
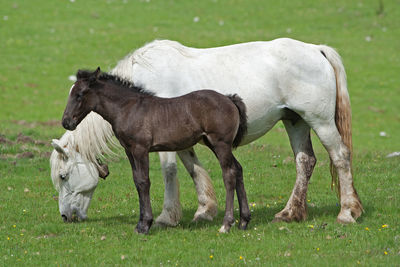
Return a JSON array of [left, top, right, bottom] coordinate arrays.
[[218, 225, 230, 233], [337, 211, 356, 224], [155, 213, 179, 227], [192, 211, 214, 222], [273, 207, 307, 223], [193, 203, 217, 222]]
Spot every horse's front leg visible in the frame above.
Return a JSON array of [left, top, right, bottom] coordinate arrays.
[[177, 148, 218, 222], [155, 152, 182, 226], [273, 120, 316, 223], [125, 148, 153, 234]]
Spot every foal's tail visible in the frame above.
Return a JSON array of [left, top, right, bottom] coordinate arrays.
[[227, 94, 248, 148], [319, 45, 353, 197]]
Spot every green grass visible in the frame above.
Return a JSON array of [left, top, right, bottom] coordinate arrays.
[[1, 0, 399, 265]]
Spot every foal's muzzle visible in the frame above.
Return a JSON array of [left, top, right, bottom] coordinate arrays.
[[62, 117, 77, 131]]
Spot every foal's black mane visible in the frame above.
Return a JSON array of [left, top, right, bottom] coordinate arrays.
[[76, 69, 154, 96]]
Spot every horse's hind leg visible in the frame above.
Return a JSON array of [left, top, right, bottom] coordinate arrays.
[[155, 152, 182, 226], [312, 123, 363, 223], [177, 148, 218, 222], [273, 119, 316, 223]]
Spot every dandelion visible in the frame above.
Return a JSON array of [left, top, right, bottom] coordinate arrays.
[[316, 248, 320, 251], [382, 224, 388, 228], [384, 251, 388, 255], [307, 225, 314, 229], [365, 227, 369, 231], [239, 256, 243, 260], [7, 237, 10, 240], [209, 255, 213, 259], [13, 225, 16, 228]]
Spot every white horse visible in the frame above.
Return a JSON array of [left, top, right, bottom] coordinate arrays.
[[50, 38, 363, 225], [50, 112, 112, 222]]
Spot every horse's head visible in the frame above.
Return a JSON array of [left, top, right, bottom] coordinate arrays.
[[62, 67, 101, 131], [50, 138, 108, 222]]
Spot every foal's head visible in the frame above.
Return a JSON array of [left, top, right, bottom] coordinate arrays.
[[62, 67, 101, 130]]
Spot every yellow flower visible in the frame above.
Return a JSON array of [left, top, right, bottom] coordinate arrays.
[[365, 227, 369, 231], [382, 224, 388, 228], [307, 225, 314, 229], [209, 255, 213, 259], [239, 256, 243, 260], [13, 225, 16, 228], [7, 237, 10, 240], [317, 248, 320, 251], [384, 251, 388, 255]]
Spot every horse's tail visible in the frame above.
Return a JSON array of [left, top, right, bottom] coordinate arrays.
[[227, 94, 248, 148], [319, 45, 352, 197]]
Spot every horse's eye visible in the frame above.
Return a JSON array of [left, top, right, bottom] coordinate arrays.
[[60, 173, 67, 180], [76, 93, 82, 102]]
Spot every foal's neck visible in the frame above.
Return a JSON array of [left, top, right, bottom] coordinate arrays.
[[93, 81, 144, 125]]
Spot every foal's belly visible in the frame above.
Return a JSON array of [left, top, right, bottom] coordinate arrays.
[[149, 133, 203, 152]]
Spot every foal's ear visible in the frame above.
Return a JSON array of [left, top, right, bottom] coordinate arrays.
[[89, 67, 101, 85]]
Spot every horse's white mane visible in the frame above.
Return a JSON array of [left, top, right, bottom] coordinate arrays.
[[50, 112, 118, 190]]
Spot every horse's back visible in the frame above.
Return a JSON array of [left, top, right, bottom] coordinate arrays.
[[113, 38, 339, 142]]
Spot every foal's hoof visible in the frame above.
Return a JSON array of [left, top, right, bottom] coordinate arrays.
[[135, 221, 153, 234], [135, 226, 149, 235], [238, 219, 250, 230]]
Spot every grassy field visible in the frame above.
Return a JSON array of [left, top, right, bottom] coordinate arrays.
[[1, 0, 399, 265]]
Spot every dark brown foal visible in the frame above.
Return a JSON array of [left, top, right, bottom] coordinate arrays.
[[61, 67, 250, 234]]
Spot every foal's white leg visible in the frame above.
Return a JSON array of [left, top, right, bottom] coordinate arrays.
[[155, 152, 182, 226], [273, 120, 316, 222], [312, 123, 363, 223], [177, 148, 218, 221]]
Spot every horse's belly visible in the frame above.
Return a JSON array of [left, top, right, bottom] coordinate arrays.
[[241, 106, 282, 145]]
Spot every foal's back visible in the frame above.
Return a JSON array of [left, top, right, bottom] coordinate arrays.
[[135, 90, 240, 152]]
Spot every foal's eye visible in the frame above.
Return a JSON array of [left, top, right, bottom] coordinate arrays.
[[76, 93, 83, 102]]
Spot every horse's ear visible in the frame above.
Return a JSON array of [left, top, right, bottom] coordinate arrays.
[[51, 139, 69, 159], [95, 67, 101, 77], [89, 67, 101, 85]]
